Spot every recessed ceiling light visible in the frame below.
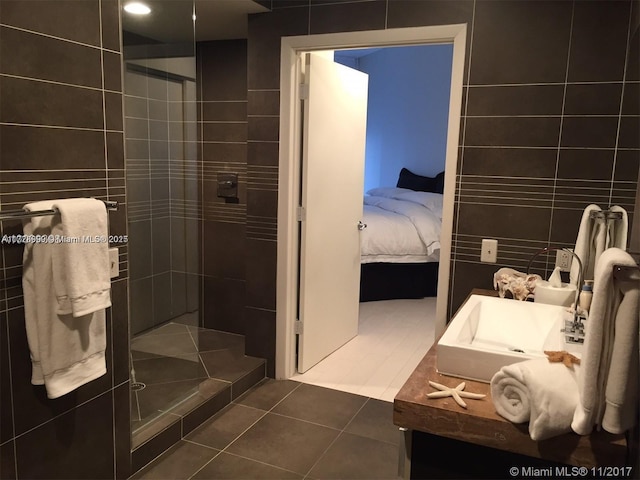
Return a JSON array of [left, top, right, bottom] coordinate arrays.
[[124, 2, 151, 15]]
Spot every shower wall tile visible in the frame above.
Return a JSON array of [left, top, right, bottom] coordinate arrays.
[[202, 277, 247, 335], [203, 221, 246, 280], [0, 441, 16, 480], [0, 314, 13, 444], [618, 117, 640, 149], [247, 90, 280, 116], [114, 381, 132, 480], [111, 279, 131, 387], [245, 238, 277, 311], [244, 307, 276, 378], [101, 0, 121, 52], [557, 149, 615, 181], [247, 117, 279, 142], [248, 141, 279, 167]]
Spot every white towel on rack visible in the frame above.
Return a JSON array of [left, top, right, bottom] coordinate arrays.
[[571, 248, 639, 435], [22, 200, 107, 399], [571, 204, 603, 285], [606, 205, 628, 252], [50, 198, 111, 316]]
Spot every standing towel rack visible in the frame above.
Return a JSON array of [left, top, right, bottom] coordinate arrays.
[[613, 264, 640, 281], [589, 209, 623, 221], [0, 200, 118, 222]]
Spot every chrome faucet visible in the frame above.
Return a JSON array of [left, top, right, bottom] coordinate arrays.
[[527, 247, 586, 344]]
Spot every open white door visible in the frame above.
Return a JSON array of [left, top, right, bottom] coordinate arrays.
[[297, 53, 369, 373]]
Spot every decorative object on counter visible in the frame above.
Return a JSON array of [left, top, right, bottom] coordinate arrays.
[[426, 380, 486, 409], [572, 248, 639, 436], [570, 204, 628, 286], [544, 350, 581, 369], [493, 267, 541, 301], [534, 266, 578, 307], [490, 358, 581, 441]]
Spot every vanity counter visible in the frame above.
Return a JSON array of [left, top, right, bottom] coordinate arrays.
[[393, 289, 629, 473]]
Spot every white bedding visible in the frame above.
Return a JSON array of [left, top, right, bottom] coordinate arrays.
[[360, 188, 442, 264]]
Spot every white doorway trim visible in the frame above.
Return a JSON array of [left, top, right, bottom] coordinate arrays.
[[276, 24, 467, 379]]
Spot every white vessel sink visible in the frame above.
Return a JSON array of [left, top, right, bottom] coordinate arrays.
[[437, 294, 583, 382]]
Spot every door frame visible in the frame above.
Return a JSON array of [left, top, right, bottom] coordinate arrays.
[[276, 24, 467, 379]]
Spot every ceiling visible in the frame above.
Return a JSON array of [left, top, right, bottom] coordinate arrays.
[[121, 0, 268, 44]]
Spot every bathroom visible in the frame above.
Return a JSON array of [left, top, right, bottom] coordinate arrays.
[[0, 0, 638, 479]]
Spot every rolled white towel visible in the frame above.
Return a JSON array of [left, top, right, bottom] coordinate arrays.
[[491, 358, 580, 441]]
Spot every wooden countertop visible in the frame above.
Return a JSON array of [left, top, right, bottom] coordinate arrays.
[[393, 289, 629, 468]]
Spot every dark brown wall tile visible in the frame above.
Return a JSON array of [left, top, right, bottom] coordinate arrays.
[[198, 40, 248, 101], [1, 0, 101, 47], [564, 84, 624, 116], [614, 149, 640, 181], [248, 117, 279, 142], [618, 116, 640, 149], [103, 51, 123, 92], [461, 147, 558, 178], [0, 76, 104, 128], [202, 123, 248, 142], [106, 91, 125, 131], [114, 382, 132, 480], [470, 0, 572, 85], [0, 125, 106, 170], [15, 390, 115, 479], [248, 90, 280, 116], [202, 143, 248, 163], [203, 221, 246, 279], [0, 316, 13, 444], [202, 277, 246, 334], [107, 131, 126, 169], [0, 27, 102, 88], [457, 203, 551, 241], [449, 261, 499, 314], [244, 307, 276, 377], [201, 101, 248, 121], [550, 208, 586, 245], [111, 279, 130, 386], [101, 0, 122, 52], [568, 0, 631, 82], [247, 141, 279, 167], [248, 7, 310, 90], [622, 81, 639, 116], [7, 308, 113, 436], [560, 117, 620, 148], [248, 189, 278, 218], [464, 117, 560, 147], [466, 85, 564, 116], [0, 441, 16, 480], [387, 0, 473, 28], [245, 239, 277, 310], [310, 0, 386, 34], [557, 149, 615, 181]]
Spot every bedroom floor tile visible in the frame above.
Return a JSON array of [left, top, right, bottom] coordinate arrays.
[[291, 298, 435, 400]]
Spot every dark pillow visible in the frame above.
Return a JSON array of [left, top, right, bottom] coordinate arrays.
[[396, 168, 445, 194]]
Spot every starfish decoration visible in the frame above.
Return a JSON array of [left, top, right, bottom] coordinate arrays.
[[426, 381, 486, 409], [544, 350, 581, 369]]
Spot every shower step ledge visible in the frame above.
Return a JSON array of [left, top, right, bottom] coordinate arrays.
[[130, 356, 266, 475]]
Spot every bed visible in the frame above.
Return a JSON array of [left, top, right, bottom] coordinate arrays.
[[359, 168, 444, 302]]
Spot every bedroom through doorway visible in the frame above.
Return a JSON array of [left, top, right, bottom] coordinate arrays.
[[290, 43, 454, 401], [276, 25, 466, 394]]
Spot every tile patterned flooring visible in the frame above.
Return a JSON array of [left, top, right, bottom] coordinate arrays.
[[292, 298, 436, 402], [131, 379, 400, 480]]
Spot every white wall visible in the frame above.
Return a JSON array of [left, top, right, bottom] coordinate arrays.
[[337, 44, 453, 192]]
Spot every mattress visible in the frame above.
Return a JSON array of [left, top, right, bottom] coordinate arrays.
[[360, 188, 442, 264]]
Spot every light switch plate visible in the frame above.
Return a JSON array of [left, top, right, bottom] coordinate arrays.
[[480, 239, 498, 263], [109, 247, 119, 278]]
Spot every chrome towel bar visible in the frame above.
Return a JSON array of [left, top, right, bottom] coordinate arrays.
[[0, 200, 118, 222]]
